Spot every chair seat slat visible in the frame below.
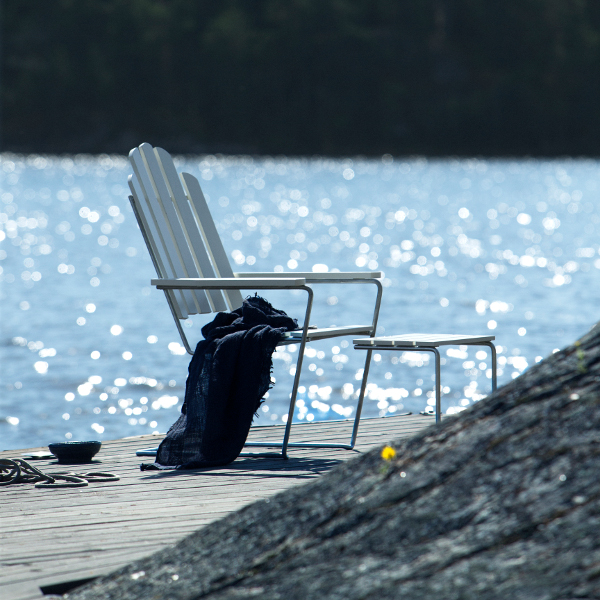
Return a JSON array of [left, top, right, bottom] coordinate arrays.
[[285, 325, 374, 340], [353, 334, 495, 347]]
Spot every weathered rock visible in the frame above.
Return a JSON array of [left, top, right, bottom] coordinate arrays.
[[70, 323, 600, 599]]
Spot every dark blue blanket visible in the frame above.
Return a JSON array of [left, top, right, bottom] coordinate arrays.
[[151, 296, 297, 469]]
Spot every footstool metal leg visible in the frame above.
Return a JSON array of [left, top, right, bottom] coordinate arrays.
[[401, 346, 442, 422], [485, 342, 497, 392], [432, 347, 441, 423], [470, 341, 497, 394]]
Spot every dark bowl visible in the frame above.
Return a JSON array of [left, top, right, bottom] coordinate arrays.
[[48, 441, 102, 464]]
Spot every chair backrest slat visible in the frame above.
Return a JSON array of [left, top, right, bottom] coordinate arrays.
[[129, 150, 198, 317], [137, 144, 211, 314], [128, 177, 187, 319], [155, 148, 228, 312], [128, 143, 243, 317], [181, 172, 244, 310], [128, 174, 169, 278], [129, 145, 208, 315]]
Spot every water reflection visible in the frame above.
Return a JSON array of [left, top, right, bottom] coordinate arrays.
[[1, 154, 600, 450]]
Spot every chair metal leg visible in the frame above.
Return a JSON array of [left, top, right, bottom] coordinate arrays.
[[349, 278, 382, 448], [350, 349, 373, 448], [172, 301, 195, 355], [280, 286, 314, 458], [278, 279, 383, 456]]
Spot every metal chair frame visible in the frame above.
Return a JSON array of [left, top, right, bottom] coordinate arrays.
[[149, 274, 383, 458], [127, 143, 383, 459]]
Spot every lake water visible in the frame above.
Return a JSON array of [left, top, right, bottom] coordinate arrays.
[[1, 153, 599, 452]]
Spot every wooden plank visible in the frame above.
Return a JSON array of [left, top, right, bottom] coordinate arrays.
[[2, 496, 305, 532], [3, 548, 159, 592], [3, 525, 216, 555], [0, 581, 44, 600]]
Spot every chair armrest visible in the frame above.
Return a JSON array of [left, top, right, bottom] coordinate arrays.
[[233, 271, 382, 281], [152, 277, 307, 290]]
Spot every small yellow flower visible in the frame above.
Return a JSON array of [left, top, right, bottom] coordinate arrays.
[[381, 445, 396, 461]]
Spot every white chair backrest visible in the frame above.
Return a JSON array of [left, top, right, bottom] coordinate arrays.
[[128, 143, 244, 317]]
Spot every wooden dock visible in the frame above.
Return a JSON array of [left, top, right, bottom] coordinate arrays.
[[1, 415, 434, 600]]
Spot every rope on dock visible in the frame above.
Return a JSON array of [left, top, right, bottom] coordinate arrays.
[[0, 458, 119, 488]]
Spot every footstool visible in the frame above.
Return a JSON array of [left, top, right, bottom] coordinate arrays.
[[353, 334, 497, 423]]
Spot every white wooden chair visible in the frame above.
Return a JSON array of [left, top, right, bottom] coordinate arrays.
[[127, 143, 383, 459]]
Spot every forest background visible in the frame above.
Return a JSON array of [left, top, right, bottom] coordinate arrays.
[[2, 0, 600, 156]]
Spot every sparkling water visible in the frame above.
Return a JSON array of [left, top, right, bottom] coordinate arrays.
[[1, 153, 599, 451]]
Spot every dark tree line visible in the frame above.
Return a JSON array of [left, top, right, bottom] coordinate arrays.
[[3, 0, 600, 156]]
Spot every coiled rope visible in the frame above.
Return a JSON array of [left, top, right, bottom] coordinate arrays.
[[0, 458, 119, 488]]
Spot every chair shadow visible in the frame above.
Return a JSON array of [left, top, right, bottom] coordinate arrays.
[[139, 453, 354, 481]]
